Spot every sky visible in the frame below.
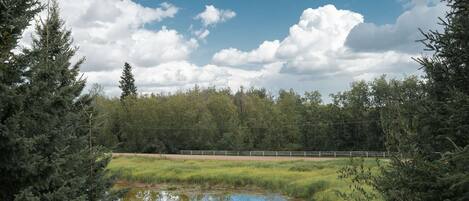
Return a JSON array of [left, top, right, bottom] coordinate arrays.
[[20, 0, 448, 100]]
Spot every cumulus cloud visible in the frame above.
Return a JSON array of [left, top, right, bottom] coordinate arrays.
[[195, 5, 236, 27], [128, 28, 197, 67], [211, 4, 429, 82], [276, 5, 365, 74], [345, 1, 447, 52], [20, 0, 197, 72], [212, 40, 280, 67], [212, 5, 364, 69]]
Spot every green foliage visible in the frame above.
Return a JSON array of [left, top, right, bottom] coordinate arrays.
[[96, 76, 422, 153], [0, 0, 42, 200], [337, 158, 383, 201], [0, 0, 42, 175], [119, 62, 137, 101], [413, 0, 469, 155]]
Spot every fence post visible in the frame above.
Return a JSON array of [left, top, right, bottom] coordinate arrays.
[[334, 152, 336, 157], [350, 151, 352, 157], [263, 151, 265, 156], [202, 151, 204, 155], [237, 151, 239, 156], [319, 151, 321, 157], [290, 151, 292, 157], [225, 151, 227, 156], [304, 151, 306, 157], [250, 151, 252, 156], [275, 151, 278, 157], [190, 150, 192, 155], [366, 152, 368, 157], [383, 152, 385, 158]]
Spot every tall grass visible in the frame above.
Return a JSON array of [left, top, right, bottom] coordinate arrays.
[[108, 156, 380, 200]]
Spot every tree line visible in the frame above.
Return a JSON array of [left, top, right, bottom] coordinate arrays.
[[94, 71, 423, 153]]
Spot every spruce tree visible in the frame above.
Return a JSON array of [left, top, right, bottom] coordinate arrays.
[[0, 0, 41, 200], [374, 0, 469, 200], [118, 62, 137, 100], [1, 1, 118, 200], [415, 0, 469, 154]]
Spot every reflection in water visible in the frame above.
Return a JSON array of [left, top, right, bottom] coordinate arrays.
[[122, 188, 288, 201]]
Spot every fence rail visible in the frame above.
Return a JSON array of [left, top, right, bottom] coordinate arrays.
[[180, 150, 390, 158]]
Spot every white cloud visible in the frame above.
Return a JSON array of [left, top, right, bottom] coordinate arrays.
[[277, 5, 363, 58], [195, 5, 236, 27], [20, 0, 196, 72], [345, 1, 447, 52], [212, 40, 280, 67], [210, 4, 432, 83], [128, 28, 198, 67], [212, 5, 365, 69], [275, 5, 366, 74], [191, 5, 236, 40]]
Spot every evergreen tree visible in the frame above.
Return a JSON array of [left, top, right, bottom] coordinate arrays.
[[415, 0, 469, 155], [370, 0, 469, 200], [1, 1, 118, 200], [0, 0, 41, 200], [118, 62, 137, 100]]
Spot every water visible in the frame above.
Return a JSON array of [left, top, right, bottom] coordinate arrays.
[[122, 188, 291, 201]]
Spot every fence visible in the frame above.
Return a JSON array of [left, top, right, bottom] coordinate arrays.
[[180, 150, 390, 158]]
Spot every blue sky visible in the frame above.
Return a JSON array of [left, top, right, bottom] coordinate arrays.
[[137, 0, 407, 65], [21, 0, 447, 100]]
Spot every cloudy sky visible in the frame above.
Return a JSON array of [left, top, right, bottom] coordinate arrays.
[[20, 0, 447, 99]]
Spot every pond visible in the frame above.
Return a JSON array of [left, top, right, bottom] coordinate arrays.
[[120, 186, 295, 201]]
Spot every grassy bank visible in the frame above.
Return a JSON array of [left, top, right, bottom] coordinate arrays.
[[108, 156, 380, 200]]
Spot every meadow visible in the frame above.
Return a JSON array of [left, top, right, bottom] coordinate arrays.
[[108, 155, 382, 200]]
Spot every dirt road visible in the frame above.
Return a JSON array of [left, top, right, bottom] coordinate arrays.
[[113, 153, 337, 161]]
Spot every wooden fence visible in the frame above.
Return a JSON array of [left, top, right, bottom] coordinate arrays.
[[179, 150, 390, 158]]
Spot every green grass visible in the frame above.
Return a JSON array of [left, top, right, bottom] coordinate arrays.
[[108, 156, 380, 201]]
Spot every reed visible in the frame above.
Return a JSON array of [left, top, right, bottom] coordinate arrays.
[[108, 156, 381, 200]]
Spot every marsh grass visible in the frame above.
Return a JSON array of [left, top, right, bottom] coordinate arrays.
[[108, 156, 381, 200]]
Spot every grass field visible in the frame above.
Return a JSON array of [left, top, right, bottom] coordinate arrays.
[[108, 155, 381, 200]]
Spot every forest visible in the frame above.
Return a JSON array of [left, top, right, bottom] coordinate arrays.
[[93, 75, 422, 153]]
